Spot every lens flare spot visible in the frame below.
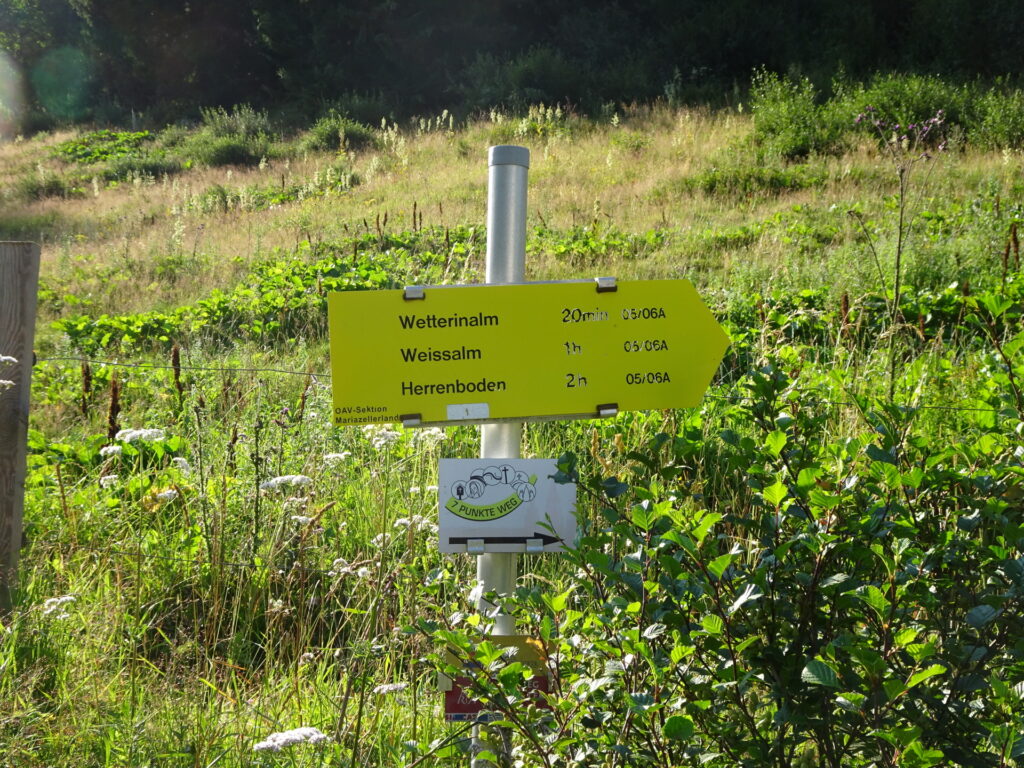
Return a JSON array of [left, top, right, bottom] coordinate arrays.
[[30, 46, 93, 122], [0, 51, 25, 140]]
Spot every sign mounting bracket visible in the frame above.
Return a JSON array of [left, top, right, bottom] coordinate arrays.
[[403, 285, 426, 301]]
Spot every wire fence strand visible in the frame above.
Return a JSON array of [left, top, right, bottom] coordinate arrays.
[[34, 355, 1007, 415], [37, 356, 328, 379], [28, 536, 404, 578]]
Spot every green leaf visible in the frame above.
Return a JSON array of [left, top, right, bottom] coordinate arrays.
[[866, 444, 896, 465], [809, 488, 842, 509], [871, 544, 895, 576], [858, 585, 891, 621], [734, 636, 758, 653], [692, 512, 721, 544], [1005, 330, 1024, 361], [878, 725, 921, 748], [631, 502, 654, 531], [906, 642, 936, 662], [701, 614, 724, 635], [431, 743, 462, 759], [762, 479, 788, 507], [1010, 736, 1024, 759], [643, 623, 667, 639], [602, 476, 629, 498], [796, 466, 822, 491], [539, 615, 555, 643], [820, 572, 852, 590], [765, 430, 788, 457], [967, 604, 999, 628], [979, 293, 1014, 319], [708, 553, 734, 581], [903, 742, 944, 765], [878, 462, 902, 488], [802, 659, 839, 688], [729, 583, 762, 614], [545, 587, 574, 613], [906, 664, 946, 690], [836, 691, 866, 712], [883, 679, 906, 700], [663, 714, 694, 742], [902, 467, 925, 489], [894, 627, 919, 647], [670, 643, 695, 664]]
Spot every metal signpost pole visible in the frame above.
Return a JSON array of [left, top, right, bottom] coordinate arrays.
[[473, 145, 528, 767]]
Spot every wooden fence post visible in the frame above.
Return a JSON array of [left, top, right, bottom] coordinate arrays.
[[1, 242, 40, 613]]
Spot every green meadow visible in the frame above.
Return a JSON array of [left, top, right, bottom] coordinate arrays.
[[1, 76, 1024, 766]]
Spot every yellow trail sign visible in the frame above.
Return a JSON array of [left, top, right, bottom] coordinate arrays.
[[328, 279, 728, 426]]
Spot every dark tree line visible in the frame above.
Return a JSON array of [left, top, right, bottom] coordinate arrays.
[[2, 0, 1023, 125]]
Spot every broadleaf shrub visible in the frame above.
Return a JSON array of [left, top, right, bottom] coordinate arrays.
[[198, 104, 271, 139], [972, 85, 1024, 150], [422, 365, 1024, 766], [747, 71, 1024, 154], [183, 132, 268, 167], [52, 129, 152, 164], [750, 69, 846, 160], [299, 112, 378, 153]]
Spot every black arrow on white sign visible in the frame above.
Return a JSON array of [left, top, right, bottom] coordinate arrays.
[[447, 532, 561, 547]]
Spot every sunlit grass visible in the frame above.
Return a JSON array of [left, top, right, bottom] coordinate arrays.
[[2, 100, 1023, 766]]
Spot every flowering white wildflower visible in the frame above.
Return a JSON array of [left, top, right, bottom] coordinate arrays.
[[99, 475, 119, 489], [171, 457, 191, 473], [115, 428, 166, 442], [373, 682, 408, 695], [398, 516, 434, 535], [328, 557, 353, 577], [356, 566, 372, 579], [290, 515, 313, 525], [41, 595, 75, 618], [363, 424, 402, 450], [260, 475, 313, 491], [394, 514, 432, 530], [408, 486, 421, 494], [426, 485, 438, 493], [0, 355, 17, 365], [99, 445, 123, 458], [371, 533, 390, 548], [283, 496, 309, 510], [0, 380, 14, 392], [253, 727, 330, 752], [155, 489, 178, 502], [267, 599, 292, 616], [324, 451, 351, 464], [411, 426, 446, 445], [298, 652, 315, 666]]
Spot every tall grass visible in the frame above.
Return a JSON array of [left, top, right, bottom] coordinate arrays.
[[2, 76, 1024, 766]]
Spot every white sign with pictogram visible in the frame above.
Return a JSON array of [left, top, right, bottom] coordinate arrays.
[[438, 458, 576, 554]]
